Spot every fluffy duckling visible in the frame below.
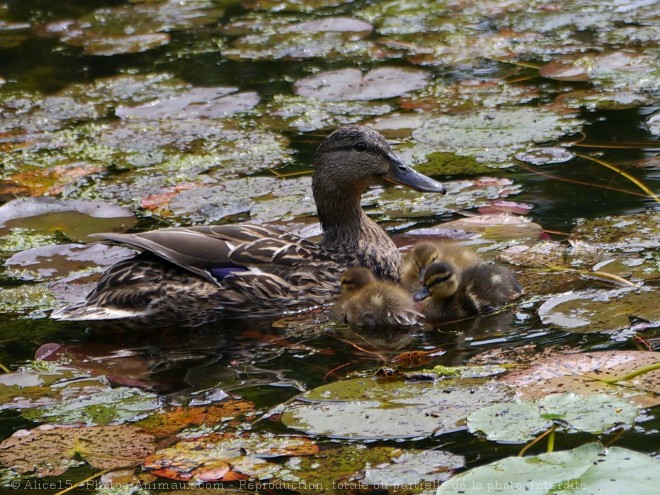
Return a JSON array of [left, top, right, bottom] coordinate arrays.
[[414, 261, 522, 322], [333, 267, 421, 328], [402, 241, 482, 291]]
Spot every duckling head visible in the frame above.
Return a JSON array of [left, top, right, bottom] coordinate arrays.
[[339, 266, 376, 297], [413, 261, 460, 302], [409, 242, 441, 277], [312, 126, 445, 202]]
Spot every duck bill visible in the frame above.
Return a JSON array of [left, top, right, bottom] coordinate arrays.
[[413, 287, 431, 302], [384, 153, 446, 194]]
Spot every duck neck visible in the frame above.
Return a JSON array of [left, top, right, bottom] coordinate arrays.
[[313, 180, 402, 281]]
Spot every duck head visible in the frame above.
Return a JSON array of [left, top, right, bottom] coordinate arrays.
[[313, 125, 446, 198], [414, 261, 460, 301], [339, 266, 376, 297]]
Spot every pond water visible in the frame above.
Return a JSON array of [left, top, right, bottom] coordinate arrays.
[[0, 0, 659, 493]]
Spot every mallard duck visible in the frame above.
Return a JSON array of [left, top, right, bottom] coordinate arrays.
[[402, 241, 481, 291], [414, 260, 522, 321], [52, 125, 445, 327], [332, 267, 421, 328]]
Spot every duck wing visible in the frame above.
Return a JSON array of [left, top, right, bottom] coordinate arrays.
[[91, 224, 334, 284]]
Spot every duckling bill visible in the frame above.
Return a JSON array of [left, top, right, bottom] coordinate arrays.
[[414, 260, 522, 322], [52, 125, 445, 327], [333, 267, 421, 328]]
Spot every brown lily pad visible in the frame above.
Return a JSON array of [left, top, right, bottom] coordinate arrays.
[[0, 425, 156, 477], [135, 400, 256, 439], [502, 351, 660, 408]]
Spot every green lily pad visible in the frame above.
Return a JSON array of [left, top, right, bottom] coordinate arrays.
[[468, 392, 638, 443], [0, 425, 156, 477], [467, 402, 552, 443], [538, 287, 660, 333], [22, 385, 161, 426], [412, 108, 583, 165], [538, 393, 638, 434], [281, 376, 513, 439], [570, 212, 660, 252], [437, 443, 660, 495]]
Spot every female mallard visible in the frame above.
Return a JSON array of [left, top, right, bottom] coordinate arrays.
[[332, 267, 421, 328], [413, 260, 522, 322], [52, 125, 445, 327], [402, 241, 481, 291]]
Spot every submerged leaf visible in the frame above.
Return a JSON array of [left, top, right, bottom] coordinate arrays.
[[538, 287, 660, 333]]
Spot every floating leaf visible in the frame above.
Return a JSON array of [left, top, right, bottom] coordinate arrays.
[[468, 392, 638, 443], [0, 425, 156, 477], [143, 434, 316, 482], [437, 444, 660, 495], [514, 147, 575, 165], [538, 287, 660, 333], [570, 212, 660, 251], [116, 88, 260, 120], [538, 393, 638, 434], [277, 445, 463, 493], [502, 351, 660, 407], [412, 108, 582, 165], [22, 385, 161, 426], [281, 376, 513, 439], [135, 401, 256, 439], [467, 402, 552, 443], [5, 243, 134, 281], [294, 67, 430, 101], [0, 197, 136, 244]]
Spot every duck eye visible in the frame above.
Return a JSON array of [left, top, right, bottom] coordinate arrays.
[[354, 142, 367, 152]]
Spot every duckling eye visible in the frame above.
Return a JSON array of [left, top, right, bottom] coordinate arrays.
[[354, 142, 367, 152]]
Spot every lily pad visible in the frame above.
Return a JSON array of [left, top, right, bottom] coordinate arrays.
[[468, 392, 638, 443], [135, 401, 256, 439], [502, 350, 660, 408], [538, 287, 660, 333], [0, 197, 136, 244], [412, 108, 583, 165], [294, 67, 430, 101], [22, 385, 161, 426], [224, 16, 374, 61], [467, 402, 552, 443], [5, 243, 134, 281], [143, 434, 317, 482], [0, 425, 156, 477], [570, 212, 660, 252], [437, 443, 660, 495], [277, 445, 463, 493], [52, 1, 224, 56], [116, 87, 260, 120], [281, 376, 513, 439]]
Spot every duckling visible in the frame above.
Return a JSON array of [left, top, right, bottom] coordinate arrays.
[[333, 267, 421, 328], [414, 261, 522, 322], [402, 241, 482, 292]]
